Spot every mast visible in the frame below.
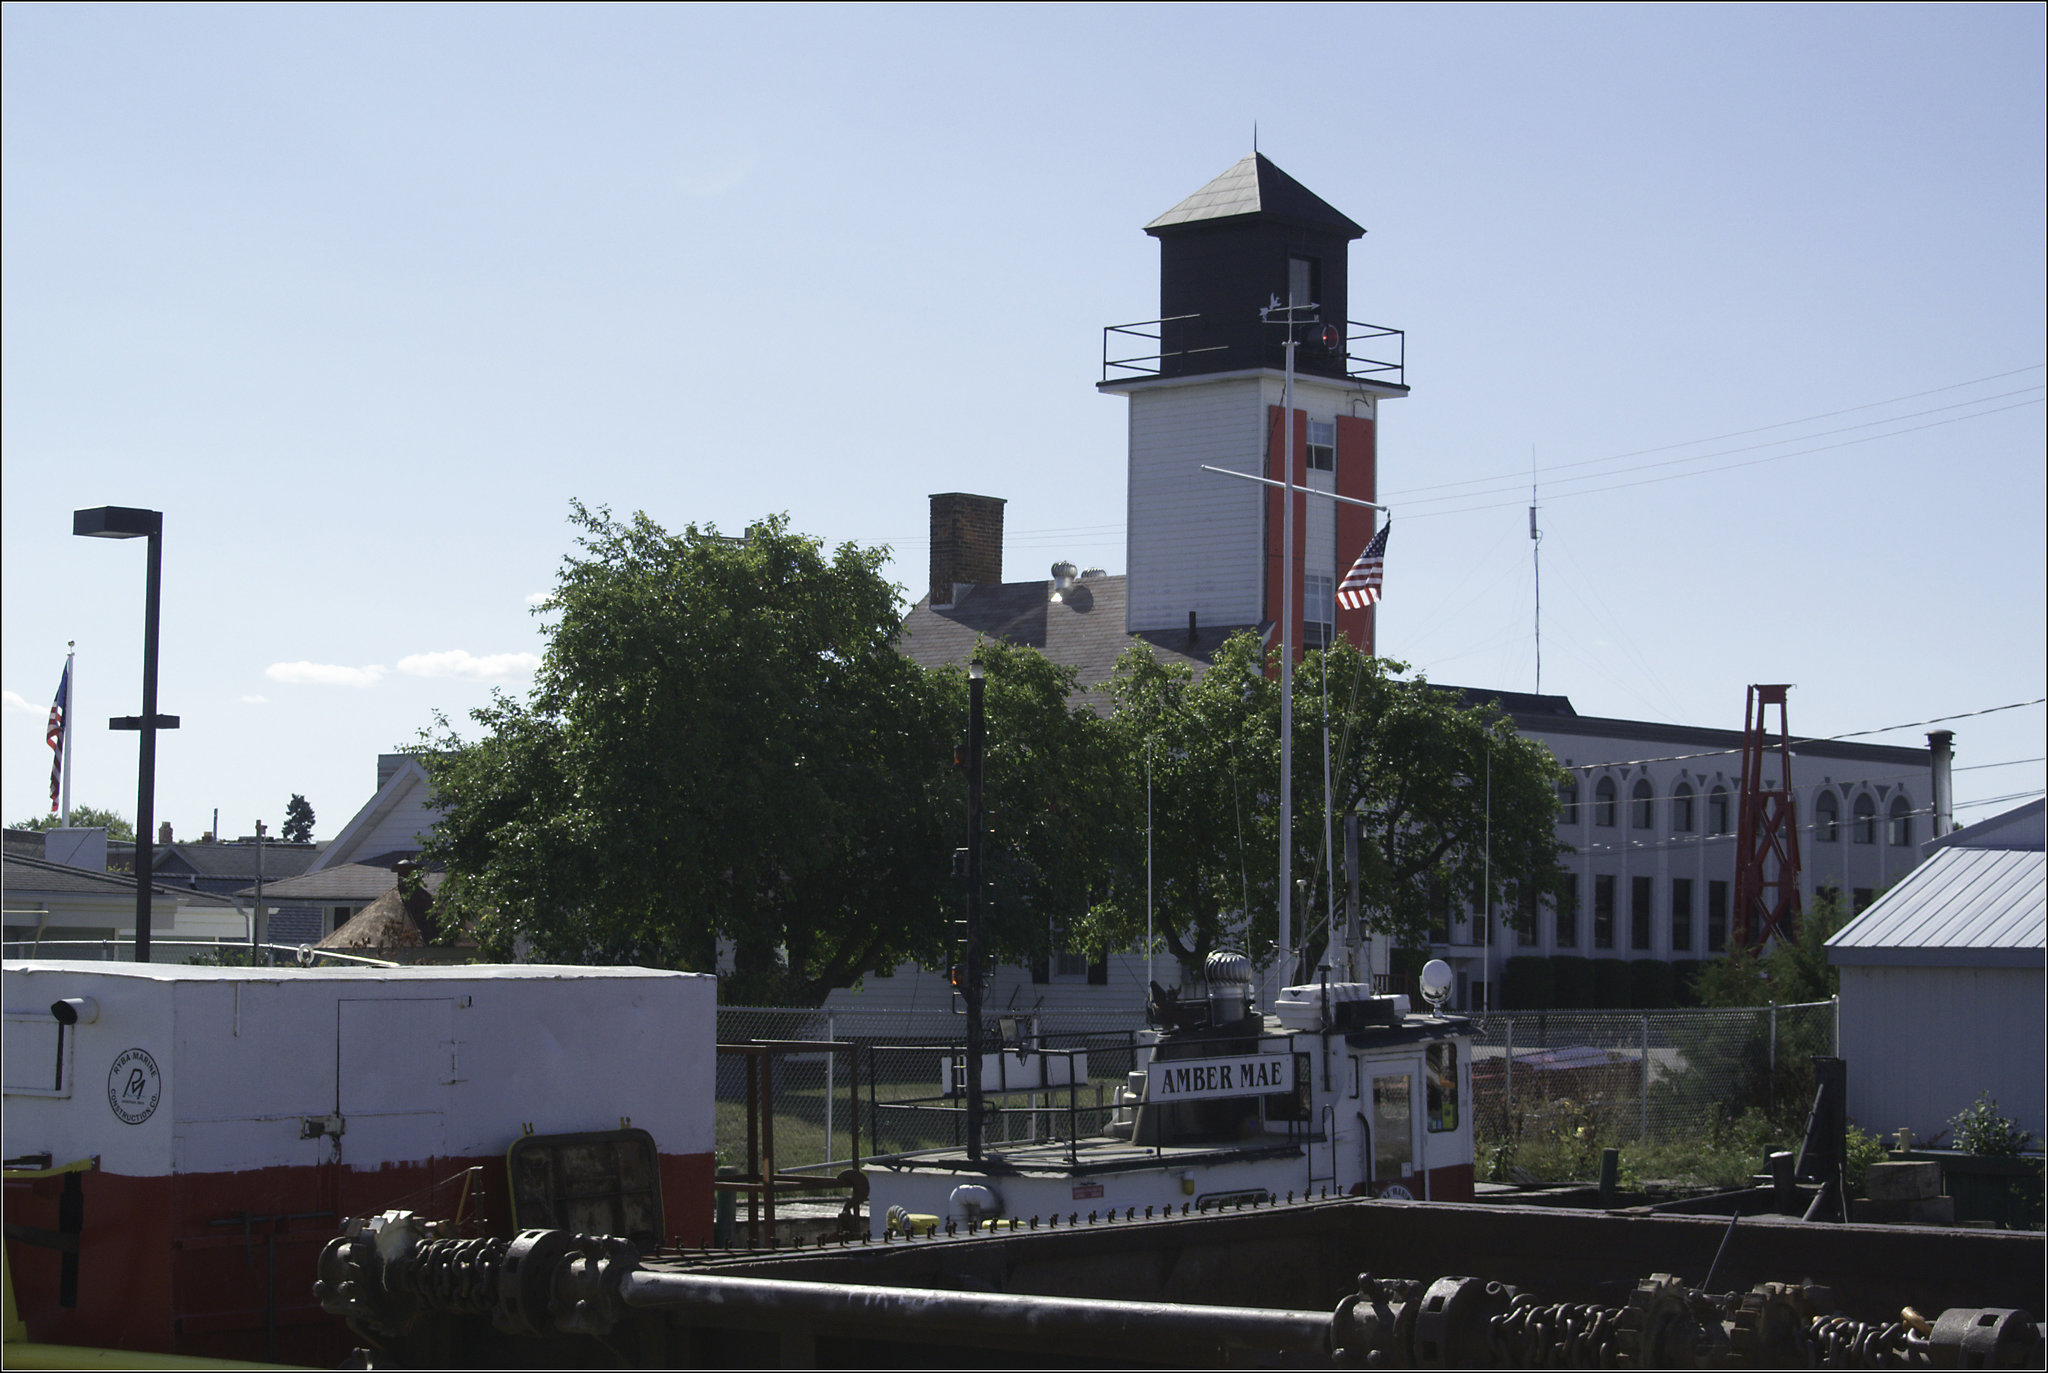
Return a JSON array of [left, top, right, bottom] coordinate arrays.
[[1530, 450, 1542, 695], [61, 643, 75, 826]]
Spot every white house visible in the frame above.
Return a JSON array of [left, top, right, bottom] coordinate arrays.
[[1826, 799, 2045, 1144]]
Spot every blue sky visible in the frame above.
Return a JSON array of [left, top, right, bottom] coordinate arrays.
[[4, 3, 2042, 841]]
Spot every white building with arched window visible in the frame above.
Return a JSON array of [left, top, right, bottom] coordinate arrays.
[[1425, 686, 1936, 1011]]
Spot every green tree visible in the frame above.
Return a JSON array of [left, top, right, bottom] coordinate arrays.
[[420, 503, 1000, 1004], [1695, 888, 1855, 1007], [281, 794, 316, 844], [1094, 635, 1567, 981], [10, 806, 135, 841], [942, 639, 1125, 970]]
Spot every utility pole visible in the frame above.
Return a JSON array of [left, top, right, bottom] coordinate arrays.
[[251, 820, 268, 964]]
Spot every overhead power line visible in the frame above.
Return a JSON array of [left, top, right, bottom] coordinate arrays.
[[1547, 697, 2048, 774], [1387, 363, 2046, 501], [1404, 396, 2045, 521]]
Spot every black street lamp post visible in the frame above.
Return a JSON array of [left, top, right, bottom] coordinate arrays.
[[964, 656, 986, 1163], [73, 506, 178, 963]]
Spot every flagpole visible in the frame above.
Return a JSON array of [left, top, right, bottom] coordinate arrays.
[[61, 644, 75, 826], [1278, 324, 1295, 1008]]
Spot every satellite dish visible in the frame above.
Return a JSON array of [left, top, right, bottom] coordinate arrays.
[[1419, 958, 1454, 1014]]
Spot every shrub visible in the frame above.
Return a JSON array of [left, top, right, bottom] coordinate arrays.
[[1949, 1092, 2036, 1156], [1502, 956, 1555, 1010], [1551, 955, 1595, 1008], [1628, 959, 1675, 1009], [1592, 958, 1631, 1009]]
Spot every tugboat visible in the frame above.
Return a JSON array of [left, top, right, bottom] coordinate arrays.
[[864, 955, 1474, 1234]]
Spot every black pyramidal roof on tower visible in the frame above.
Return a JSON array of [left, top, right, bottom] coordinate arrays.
[[1145, 154, 1365, 239]]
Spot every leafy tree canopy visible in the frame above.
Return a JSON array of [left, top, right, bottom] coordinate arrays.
[[281, 794, 316, 844], [1091, 635, 1567, 980], [11, 806, 135, 840], [418, 504, 1104, 1005], [1695, 888, 1855, 1007]]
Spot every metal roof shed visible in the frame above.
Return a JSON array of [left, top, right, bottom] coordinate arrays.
[[1827, 805, 2046, 1146]]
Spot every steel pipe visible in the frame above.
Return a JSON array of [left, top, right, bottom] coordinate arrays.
[[616, 1271, 1331, 1356]]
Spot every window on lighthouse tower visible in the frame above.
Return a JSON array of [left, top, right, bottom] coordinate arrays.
[[1289, 256, 1316, 310], [1307, 420, 1335, 471]]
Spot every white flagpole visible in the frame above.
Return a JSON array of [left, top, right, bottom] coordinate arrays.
[[61, 643, 75, 827]]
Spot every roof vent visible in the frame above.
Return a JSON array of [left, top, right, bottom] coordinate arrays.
[[1049, 560, 1077, 603]]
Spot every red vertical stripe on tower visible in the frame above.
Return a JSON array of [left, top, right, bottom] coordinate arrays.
[[1334, 414, 1378, 655], [1263, 405, 1310, 669]]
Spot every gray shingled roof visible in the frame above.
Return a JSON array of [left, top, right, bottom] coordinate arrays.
[[2, 852, 236, 905], [894, 574, 1247, 715], [244, 864, 446, 903], [1145, 154, 1366, 238], [1827, 845, 2045, 969], [154, 842, 322, 882]]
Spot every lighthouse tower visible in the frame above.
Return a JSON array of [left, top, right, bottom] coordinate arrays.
[[1099, 154, 1407, 659]]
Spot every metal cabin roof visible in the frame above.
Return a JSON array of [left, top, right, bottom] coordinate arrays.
[[1827, 846, 2046, 969], [1145, 154, 1366, 238]]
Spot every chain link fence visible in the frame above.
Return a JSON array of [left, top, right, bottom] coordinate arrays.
[[715, 1006, 1151, 1174], [1464, 1000, 1838, 1182], [717, 1000, 1836, 1177]]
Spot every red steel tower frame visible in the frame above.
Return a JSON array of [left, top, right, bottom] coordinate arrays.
[[1733, 683, 1804, 950]]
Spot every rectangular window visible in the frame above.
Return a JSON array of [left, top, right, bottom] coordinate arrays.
[[1055, 950, 1088, 978], [1593, 875, 1616, 949], [1707, 880, 1729, 952], [1304, 571, 1334, 645], [1671, 878, 1694, 953], [1428, 880, 1449, 944], [1517, 885, 1539, 947], [1288, 256, 1316, 310], [1426, 1044, 1459, 1133], [1306, 419, 1335, 471], [1854, 888, 1875, 912], [1556, 875, 1578, 949], [1631, 875, 1653, 951], [1371, 1073, 1412, 1182]]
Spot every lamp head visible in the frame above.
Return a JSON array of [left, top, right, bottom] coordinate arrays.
[[73, 506, 161, 539]]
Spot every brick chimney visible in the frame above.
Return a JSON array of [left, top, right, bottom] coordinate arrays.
[[928, 493, 1006, 607]]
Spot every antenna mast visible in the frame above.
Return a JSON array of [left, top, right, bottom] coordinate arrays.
[[1530, 449, 1543, 694]]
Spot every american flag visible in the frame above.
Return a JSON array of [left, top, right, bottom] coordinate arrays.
[[47, 661, 69, 814], [1335, 522, 1390, 609]]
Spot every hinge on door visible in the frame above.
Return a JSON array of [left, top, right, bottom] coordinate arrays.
[[300, 1114, 345, 1140]]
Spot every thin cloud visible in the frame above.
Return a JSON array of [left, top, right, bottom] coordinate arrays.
[[240, 694, 270, 705], [266, 661, 388, 688], [396, 650, 541, 682], [525, 591, 551, 607], [3, 690, 42, 715]]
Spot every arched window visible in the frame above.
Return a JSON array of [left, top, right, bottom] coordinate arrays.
[[1890, 795, 1914, 847], [1815, 791, 1839, 843], [1708, 787, 1730, 835], [1631, 779, 1655, 830], [1557, 779, 1579, 827], [1673, 784, 1695, 833], [1852, 794, 1877, 845], [1594, 777, 1618, 828]]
